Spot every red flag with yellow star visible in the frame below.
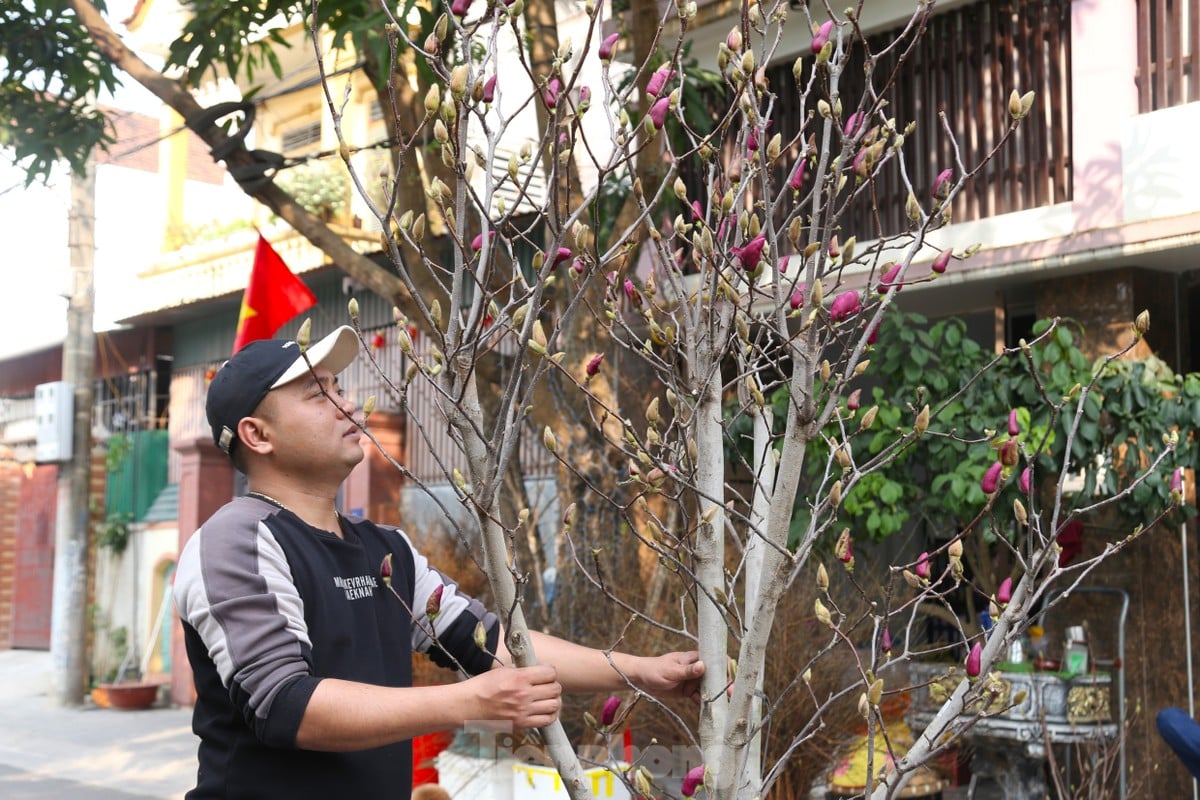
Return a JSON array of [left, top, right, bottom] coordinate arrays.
[[232, 234, 317, 354]]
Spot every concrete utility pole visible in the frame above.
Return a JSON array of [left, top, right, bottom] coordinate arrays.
[[51, 151, 97, 706]]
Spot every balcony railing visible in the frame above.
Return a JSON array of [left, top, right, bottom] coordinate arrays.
[[1136, 0, 1200, 111], [679, 0, 1073, 242]]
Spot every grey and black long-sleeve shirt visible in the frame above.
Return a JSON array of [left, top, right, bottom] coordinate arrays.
[[173, 495, 499, 799]]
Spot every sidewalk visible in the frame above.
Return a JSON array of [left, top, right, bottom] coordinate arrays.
[[0, 649, 197, 799]]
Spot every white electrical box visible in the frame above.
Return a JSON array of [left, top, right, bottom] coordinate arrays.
[[35, 381, 74, 463]]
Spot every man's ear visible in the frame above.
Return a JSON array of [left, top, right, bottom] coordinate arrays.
[[236, 415, 274, 456]]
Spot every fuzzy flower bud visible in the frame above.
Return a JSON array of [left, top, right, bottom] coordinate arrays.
[[914, 405, 930, 436], [966, 642, 982, 678], [847, 388, 861, 411], [915, 551, 930, 581], [816, 562, 829, 591], [814, 597, 833, 627], [1020, 466, 1032, 495], [1135, 309, 1150, 336], [1171, 467, 1185, 505], [882, 629, 893, 655], [948, 538, 963, 559], [981, 461, 1004, 494], [1000, 438, 1020, 468], [296, 318, 312, 351]]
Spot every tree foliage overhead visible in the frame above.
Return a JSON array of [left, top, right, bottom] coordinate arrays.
[[1, 0, 119, 182]]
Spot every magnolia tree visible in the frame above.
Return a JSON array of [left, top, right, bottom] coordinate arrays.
[[302, 1, 1194, 798]]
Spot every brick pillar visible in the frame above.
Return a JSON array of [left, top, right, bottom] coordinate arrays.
[[0, 450, 20, 650], [341, 411, 405, 528], [169, 435, 234, 706]]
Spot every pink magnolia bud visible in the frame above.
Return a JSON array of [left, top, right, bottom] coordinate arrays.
[[471, 231, 495, 252], [690, 200, 704, 221], [482, 75, 497, 103], [828, 235, 841, 259], [843, 111, 862, 138], [931, 249, 952, 274], [600, 695, 621, 726], [550, 246, 573, 267], [578, 85, 591, 108], [778, 255, 790, 274], [852, 147, 870, 178], [847, 388, 861, 411], [866, 322, 880, 345], [681, 765, 707, 797], [1019, 466, 1032, 495], [965, 642, 982, 678], [451, 0, 473, 16], [544, 78, 561, 109], [648, 96, 670, 129], [1007, 410, 1020, 436], [1172, 467, 1184, 493], [789, 159, 807, 191], [915, 551, 930, 580], [733, 234, 766, 271], [380, 553, 393, 587], [571, 258, 585, 274], [811, 20, 834, 54], [829, 291, 861, 322], [882, 628, 893, 654], [878, 262, 903, 294], [726, 28, 743, 51], [789, 286, 805, 310], [599, 32, 620, 62], [747, 129, 759, 152], [623, 279, 643, 308], [585, 352, 604, 378], [997, 577, 1012, 605], [646, 67, 674, 99], [426, 583, 444, 617], [981, 461, 1004, 494], [931, 168, 953, 200]]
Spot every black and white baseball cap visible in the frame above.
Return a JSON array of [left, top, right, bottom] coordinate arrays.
[[206, 325, 360, 455]]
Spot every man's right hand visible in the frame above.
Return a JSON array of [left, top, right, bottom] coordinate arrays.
[[463, 665, 562, 729]]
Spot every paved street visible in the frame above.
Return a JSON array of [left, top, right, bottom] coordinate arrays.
[[0, 650, 197, 799]]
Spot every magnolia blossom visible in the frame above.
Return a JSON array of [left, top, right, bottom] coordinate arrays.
[[450, 0, 472, 16], [931, 167, 954, 199], [681, 765, 707, 797], [789, 159, 807, 191], [600, 695, 621, 726], [732, 234, 766, 271], [481, 75, 497, 103], [997, 577, 1013, 605], [811, 19, 834, 53], [829, 291, 861, 322], [544, 78, 561, 109], [646, 66, 674, 98]]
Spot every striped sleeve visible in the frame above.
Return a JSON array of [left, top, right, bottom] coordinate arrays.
[[398, 530, 499, 676], [173, 501, 320, 748]]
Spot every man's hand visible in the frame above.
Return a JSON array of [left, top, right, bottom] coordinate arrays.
[[463, 665, 563, 729], [633, 651, 705, 701]]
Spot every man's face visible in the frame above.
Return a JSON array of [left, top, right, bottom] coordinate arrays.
[[254, 366, 365, 478]]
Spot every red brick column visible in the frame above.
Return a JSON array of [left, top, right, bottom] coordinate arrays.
[[169, 436, 234, 706], [0, 450, 20, 650]]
